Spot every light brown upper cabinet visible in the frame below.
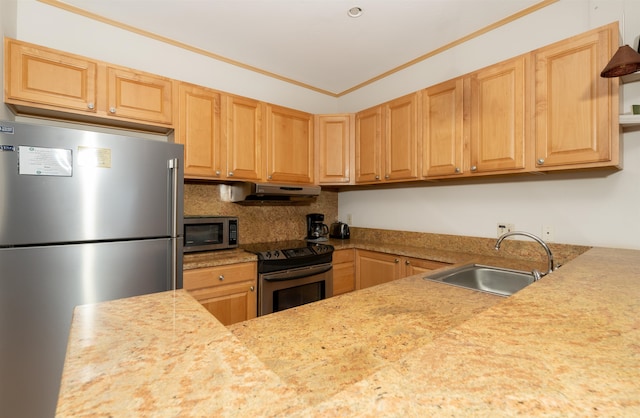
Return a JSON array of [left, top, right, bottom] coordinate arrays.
[[383, 92, 421, 181], [224, 95, 263, 181], [315, 114, 354, 184], [5, 38, 98, 114], [533, 22, 619, 170], [422, 78, 464, 178], [265, 104, 314, 184], [175, 82, 223, 180], [466, 54, 529, 175], [355, 92, 420, 184], [355, 104, 383, 183], [4, 38, 173, 133], [105, 66, 173, 126], [422, 55, 528, 180]]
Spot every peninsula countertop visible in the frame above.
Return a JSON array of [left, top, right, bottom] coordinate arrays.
[[56, 247, 640, 416]]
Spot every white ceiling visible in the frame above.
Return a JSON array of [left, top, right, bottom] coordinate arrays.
[[56, 0, 546, 96]]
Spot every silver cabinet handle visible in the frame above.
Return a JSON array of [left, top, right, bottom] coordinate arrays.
[[87, 102, 95, 110], [537, 158, 545, 165], [385, 174, 390, 179], [228, 171, 234, 177], [471, 165, 477, 172], [215, 170, 221, 176], [109, 107, 116, 114], [250, 286, 255, 292], [375, 175, 380, 180], [268, 175, 273, 180], [394, 258, 400, 263], [455, 167, 460, 173], [218, 274, 224, 281], [405, 260, 410, 265]]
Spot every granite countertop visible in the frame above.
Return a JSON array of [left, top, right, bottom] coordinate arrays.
[[56, 247, 640, 416]]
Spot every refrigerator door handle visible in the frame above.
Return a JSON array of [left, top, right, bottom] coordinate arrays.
[[169, 157, 180, 290]]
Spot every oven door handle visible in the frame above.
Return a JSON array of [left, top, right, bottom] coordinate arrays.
[[263, 264, 332, 282]]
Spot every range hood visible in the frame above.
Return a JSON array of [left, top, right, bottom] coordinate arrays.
[[220, 182, 321, 205]]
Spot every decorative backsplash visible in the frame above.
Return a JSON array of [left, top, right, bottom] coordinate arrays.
[[351, 227, 590, 266], [184, 182, 338, 244]]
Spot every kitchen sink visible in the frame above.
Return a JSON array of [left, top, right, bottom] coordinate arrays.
[[423, 264, 536, 297]]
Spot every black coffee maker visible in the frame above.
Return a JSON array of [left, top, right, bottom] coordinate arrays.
[[306, 213, 329, 241]]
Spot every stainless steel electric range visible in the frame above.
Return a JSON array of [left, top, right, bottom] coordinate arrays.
[[241, 241, 334, 316]]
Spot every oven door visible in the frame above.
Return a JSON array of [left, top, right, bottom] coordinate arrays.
[[258, 263, 333, 316]]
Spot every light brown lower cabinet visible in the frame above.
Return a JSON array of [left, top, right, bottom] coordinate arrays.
[[355, 249, 450, 290], [332, 249, 356, 295], [183, 262, 257, 326]]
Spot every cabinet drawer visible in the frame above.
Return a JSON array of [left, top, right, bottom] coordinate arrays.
[[333, 248, 354, 264], [184, 262, 256, 290]]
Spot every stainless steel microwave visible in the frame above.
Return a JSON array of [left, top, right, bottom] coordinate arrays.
[[183, 216, 238, 252]]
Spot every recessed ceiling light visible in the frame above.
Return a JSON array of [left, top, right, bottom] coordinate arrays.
[[347, 6, 363, 18]]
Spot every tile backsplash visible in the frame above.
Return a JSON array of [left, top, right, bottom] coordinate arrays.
[[184, 183, 338, 244]]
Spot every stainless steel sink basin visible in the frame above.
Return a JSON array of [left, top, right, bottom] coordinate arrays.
[[423, 264, 536, 297]]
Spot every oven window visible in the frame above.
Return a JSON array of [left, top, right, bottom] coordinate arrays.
[[185, 223, 223, 246], [273, 281, 325, 313]]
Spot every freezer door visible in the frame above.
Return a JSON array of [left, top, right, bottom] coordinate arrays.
[[0, 121, 184, 246], [0, 238, 181, 418]]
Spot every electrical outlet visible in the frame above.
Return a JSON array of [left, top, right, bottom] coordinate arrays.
[[497, 223, 515, 237], [542, 225, 554, 242], [346, 214, 353, 225]]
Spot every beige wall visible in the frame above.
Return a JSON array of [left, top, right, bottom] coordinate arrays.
[[184, 183, 338, 244]]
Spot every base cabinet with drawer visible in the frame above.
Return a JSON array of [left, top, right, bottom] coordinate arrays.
[[355, 249, 450, 290], [332, 249, 356, 296], [183, 262, 257, 326]]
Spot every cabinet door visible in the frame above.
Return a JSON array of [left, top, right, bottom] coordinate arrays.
[[196, 281, 257, 326], [468, 55, 528, 174], [184, 262, 257, 326], [332, 249, 355, 295], [224, 95, 263, 181], [265, 105, 314, 184], [5, 38, 97, 113], [383, 92, 421, 181], [355, 250, 402, 290], [355, 105, 383, 183], [534, 24, 619, 169], [176, 83, 223, 179], [422, 78, 464, 177], [315, 114, 354, 184], [106, 66, 173, 125], [403, 258, 450, 277]]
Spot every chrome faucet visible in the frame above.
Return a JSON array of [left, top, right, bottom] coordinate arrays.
[[494, 231, 556, 278]]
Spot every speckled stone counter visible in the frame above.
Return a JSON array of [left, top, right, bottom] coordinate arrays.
[[55, 290, 306, 417], [183, 248, 256, 270], [57, 247, 640, 416], [228, 276, 501, 406]]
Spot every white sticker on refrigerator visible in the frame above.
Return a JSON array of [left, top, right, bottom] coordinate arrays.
[[18, 146, 72, 176], [78, 146, 112, 168]]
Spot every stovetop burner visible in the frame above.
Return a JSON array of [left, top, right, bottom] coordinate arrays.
[[241, 240, 333, 261]]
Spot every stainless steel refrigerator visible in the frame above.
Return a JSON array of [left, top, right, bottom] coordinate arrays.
[[0, 121, 184, 418]]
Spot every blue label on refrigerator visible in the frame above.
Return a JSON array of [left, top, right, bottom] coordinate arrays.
[[1, 145, 17, 151], [0, 125, 15, 134]]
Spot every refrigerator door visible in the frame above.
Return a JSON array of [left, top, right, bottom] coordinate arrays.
[[0, 121, 184, 246], [0, 238, 182, 418]]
